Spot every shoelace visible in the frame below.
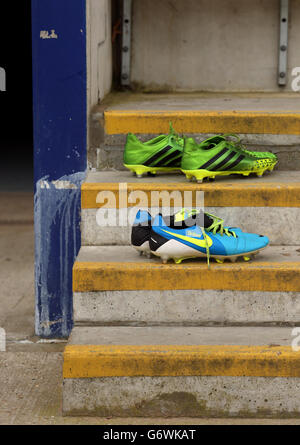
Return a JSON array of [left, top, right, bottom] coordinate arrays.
[[222, 133, 258, 158], [200, 227, 211, 268], [175, 209, 237, 267], [174, 208, 198, 223], [206, 212, 237, 237], [188, 134, 245, 155], [202, 213, 237, 268], [169, 122, 184, 147]]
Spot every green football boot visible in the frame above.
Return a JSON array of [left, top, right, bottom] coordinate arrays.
[[124, 124, 184, 178], [181, 135, 278, 183]]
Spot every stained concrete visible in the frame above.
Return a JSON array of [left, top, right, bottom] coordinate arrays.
[[87, 0, 112, 107], [69, 326, 294, 346], [82, 206, 300, 246], [74, 245, 300, 327], [74, 288, 300, 327], [103, 92, 300, 112], [84, 169, 300, 184], [63, 376, 300, 418], [76, 245, 300, 263], [63, 327, 300, 417], [2, 352, 300, 424], [97, 144, 300, 172], [1, 353, 300, 424]]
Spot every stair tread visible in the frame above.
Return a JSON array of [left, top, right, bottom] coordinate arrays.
[[101, 92, 300, 112], [76, 245, 300, 264], [64, 326, 299, 378], [82, 171, 300, 208], [85, 170, 300, 185], [69, 326, 294, 346], [100, 93, 300, 136], [73, 245, 300, 293]]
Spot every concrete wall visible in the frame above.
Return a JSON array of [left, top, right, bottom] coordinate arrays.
[[86, 0, 113, 168], [87, 0, 112, 108], [131, 0, 300, 92]]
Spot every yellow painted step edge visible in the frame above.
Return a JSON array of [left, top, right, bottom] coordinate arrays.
[[63, 345, 300, 378], [73, 261, 300, 293], [104, 110, 300, 135], [81, 182, 300, 209]]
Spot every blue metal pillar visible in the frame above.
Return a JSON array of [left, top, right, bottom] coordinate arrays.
[[32, 0, 87, 337]]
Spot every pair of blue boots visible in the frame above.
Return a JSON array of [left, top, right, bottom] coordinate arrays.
[[131, 209, 269, 266]]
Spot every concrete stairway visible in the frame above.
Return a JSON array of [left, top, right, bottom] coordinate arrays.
[[63, 93, 300, 417]]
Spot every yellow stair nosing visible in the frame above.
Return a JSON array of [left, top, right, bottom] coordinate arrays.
[[81, 182, 300, 209], [63, 344, 300, 378], [104, 110, 300, 135], [73, 261, 300, 293]]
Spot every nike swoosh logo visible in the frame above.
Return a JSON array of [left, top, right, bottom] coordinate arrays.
[[161, 229, 213, 249]]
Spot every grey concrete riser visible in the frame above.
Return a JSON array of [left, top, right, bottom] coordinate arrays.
[[63, 376, 300, 418], [97, 145, 300, 172], [103, 133, 300, 146], [99, 133, 300, 172], [73, 290, 300, 327], [81, 207, 300, 246]]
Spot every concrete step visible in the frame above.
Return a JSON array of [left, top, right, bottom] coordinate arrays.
[[91, 93, 300, 171], [81, 170, 300, 246], [63, 326, 300, 417], [73, 245, 300, 326]]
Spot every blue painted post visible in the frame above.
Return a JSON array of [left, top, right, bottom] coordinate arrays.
[[32, 0, 87, 337]]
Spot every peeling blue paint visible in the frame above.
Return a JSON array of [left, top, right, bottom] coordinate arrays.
[[32, 0, 87, 337], [34, 172, 86, 337]]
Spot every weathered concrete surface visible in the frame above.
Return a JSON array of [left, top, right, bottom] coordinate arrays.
[[103, 92, 300, 112], [82, 207, 300, 246], [73, 245, 300, 294], [1, 352, 300, 424], [69, 326, 294, 346], [87, 0, 112, 107], [76, 244, 300, 263], [1, 354, 300, 424], [130, 0, 300, 92], [85, 169, 300, 183], [87, 0, 112, 168], [102, 132, 300, 147], [63, 376, 300, 418], [102, 95, 300, 140], [97, 144, 300, 172], [63, 327, 300, 417], [74, 288, 300, 326], [0, 352, 63, 424]]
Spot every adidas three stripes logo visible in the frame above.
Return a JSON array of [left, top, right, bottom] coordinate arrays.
[[144, 146, 182, 168], [198, 148, 245, 171]]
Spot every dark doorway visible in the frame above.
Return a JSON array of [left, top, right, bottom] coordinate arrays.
[[0, 1, 33, 191]]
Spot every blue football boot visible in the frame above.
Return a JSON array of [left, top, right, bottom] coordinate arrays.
[[149, 211, 269, 265]]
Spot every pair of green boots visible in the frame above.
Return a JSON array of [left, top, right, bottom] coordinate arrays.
[[123, 124, 277, 183]]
